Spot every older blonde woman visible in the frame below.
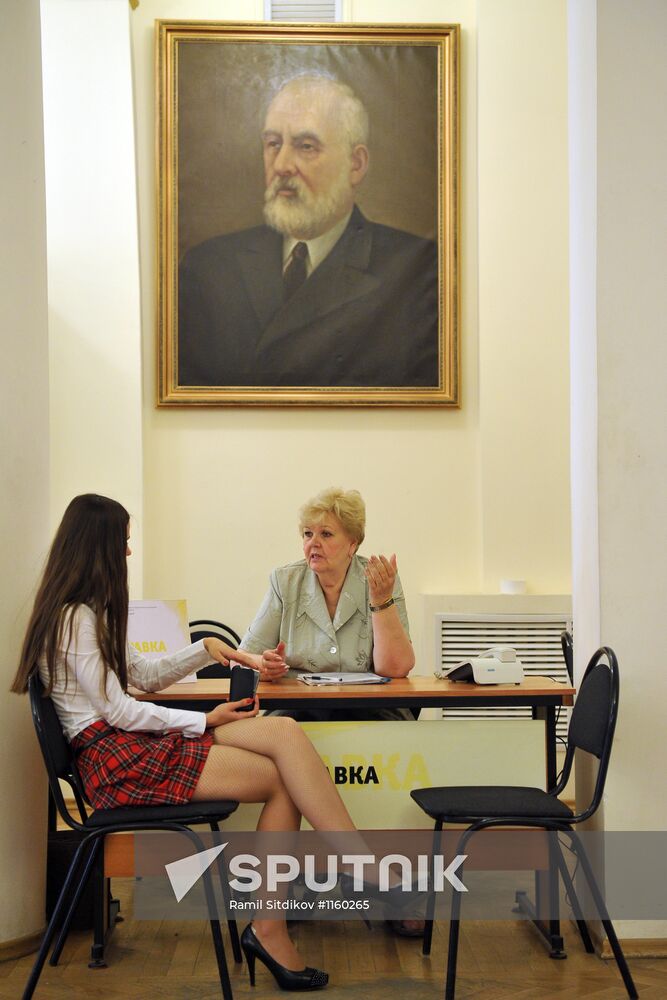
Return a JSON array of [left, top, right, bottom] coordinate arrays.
[[239, 487, 415, 721], [239, 488, 423, 936]]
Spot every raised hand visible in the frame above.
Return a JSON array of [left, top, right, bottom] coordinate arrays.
[[365, 554, 398, 607]]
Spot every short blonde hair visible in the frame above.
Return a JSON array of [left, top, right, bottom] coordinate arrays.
[[298, 488, 366, 545]]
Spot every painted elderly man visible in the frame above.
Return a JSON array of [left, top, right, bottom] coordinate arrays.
[[178, 73, 439, 388]]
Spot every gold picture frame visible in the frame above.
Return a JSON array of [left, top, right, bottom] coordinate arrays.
[[156, 21, 459, 407]]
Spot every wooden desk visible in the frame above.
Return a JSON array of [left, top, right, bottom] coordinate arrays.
[[138, 675, 575, 955], [143, 675, 574, 789]]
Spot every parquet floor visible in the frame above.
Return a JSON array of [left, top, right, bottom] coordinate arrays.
[[2, 879, 666, 999]]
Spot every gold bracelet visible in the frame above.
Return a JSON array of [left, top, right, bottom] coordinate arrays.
[[369, 597, 395, 613]]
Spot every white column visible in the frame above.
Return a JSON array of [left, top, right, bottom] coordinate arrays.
[[569, 0, 667, 938], [0, 0, 50, 952], [568, 0, 600, 676]]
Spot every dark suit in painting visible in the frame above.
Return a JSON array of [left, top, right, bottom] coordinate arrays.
[[177, 206, 439, 388]]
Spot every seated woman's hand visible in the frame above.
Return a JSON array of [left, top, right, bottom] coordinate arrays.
[[205, 697, 259, 727], [259, 640, 288, 682], [365, 553, 398, 607]]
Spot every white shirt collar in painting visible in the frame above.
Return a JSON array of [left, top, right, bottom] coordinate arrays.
[[282, 210, 353, 277]]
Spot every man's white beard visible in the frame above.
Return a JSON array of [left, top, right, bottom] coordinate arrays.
[[264, 172, 353, 240]]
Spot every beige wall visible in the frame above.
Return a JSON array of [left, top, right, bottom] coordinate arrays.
[[122, 0, 571, 673], [37, 0, 571, 710], [478, 0, 570, 593], [0, 0, 50, 949], [25, 0, 667, 952], [43, 1, 572, 667]]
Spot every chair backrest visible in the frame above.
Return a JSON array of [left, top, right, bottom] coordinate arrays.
[[189, 619, 241, 678], [560, 629, 574, 684], [28, 673, 89, 829], [558, 646, 619, 821]]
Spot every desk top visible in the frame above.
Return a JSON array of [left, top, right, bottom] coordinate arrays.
[[142, 674, 574, 706]]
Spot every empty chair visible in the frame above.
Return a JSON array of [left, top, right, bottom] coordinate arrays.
[[410, 646, 637, 1000], [190, 619, 242, 678]]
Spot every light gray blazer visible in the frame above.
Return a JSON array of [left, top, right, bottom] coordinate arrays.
[[239, 554, 411, 675]]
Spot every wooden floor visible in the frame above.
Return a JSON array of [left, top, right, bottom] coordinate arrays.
[[3, 879, 666, 999]]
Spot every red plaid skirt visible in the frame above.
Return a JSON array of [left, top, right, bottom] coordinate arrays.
[[71, 720, 214, 809]]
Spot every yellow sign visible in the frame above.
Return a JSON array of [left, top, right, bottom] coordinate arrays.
[[223, 720, 545, 830], [127, 600, 191, 675]]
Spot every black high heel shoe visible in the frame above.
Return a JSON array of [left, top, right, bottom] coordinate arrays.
[[240, 924, 329, 991]]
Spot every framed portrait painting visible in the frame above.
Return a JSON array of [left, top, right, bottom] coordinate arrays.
[[156, 21, 459, 407]]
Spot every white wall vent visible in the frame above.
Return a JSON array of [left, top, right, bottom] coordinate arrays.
[[428, 596, 572, 739], [265, 0, 341, 21]]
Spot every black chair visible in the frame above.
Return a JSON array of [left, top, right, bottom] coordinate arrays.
[[410, 647, 638, 1000], [561, 628, 574, 684], [25, 674, 241, 1000], [190, 619, 242, 678]]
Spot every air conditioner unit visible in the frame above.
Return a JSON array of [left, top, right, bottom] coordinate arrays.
[[427, 595, 572, 738]]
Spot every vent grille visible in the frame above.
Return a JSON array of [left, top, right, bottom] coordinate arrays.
[[265, 0, 340, 21], [436, 613, 573, 740]]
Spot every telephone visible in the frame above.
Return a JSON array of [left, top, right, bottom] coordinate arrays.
[[438, 645, 524, 684]]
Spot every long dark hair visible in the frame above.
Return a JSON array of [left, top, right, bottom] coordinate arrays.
[[12, 494, 130, 695]]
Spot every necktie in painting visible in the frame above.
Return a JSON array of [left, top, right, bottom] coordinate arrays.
[[283, 241, 309, 301]]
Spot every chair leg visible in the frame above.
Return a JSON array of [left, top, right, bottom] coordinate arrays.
[[444, 854, 465, 1000], [568, 832, 638, 999], [210, 820, 242, 963], [200, 856, 233, 999], [546, 834, 566, 959], [552, 837, 594, 953], [423, 821, 441, 956], [49, 837, 102, 967], [89, 845, 108, 967], [515, 840, 565, 958], [22, 833, 101, 1000], [209, 915, 233, 1000]]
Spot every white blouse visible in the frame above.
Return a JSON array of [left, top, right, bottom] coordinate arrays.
[[39, 604, 211, 741]]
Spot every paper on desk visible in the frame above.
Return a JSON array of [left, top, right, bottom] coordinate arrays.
[[298, 672, 390, 686]]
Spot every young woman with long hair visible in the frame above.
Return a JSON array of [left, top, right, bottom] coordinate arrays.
[[12, 493, 367, 991]]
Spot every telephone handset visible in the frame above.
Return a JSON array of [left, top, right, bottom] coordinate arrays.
[[478, 646, 518, 662]]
